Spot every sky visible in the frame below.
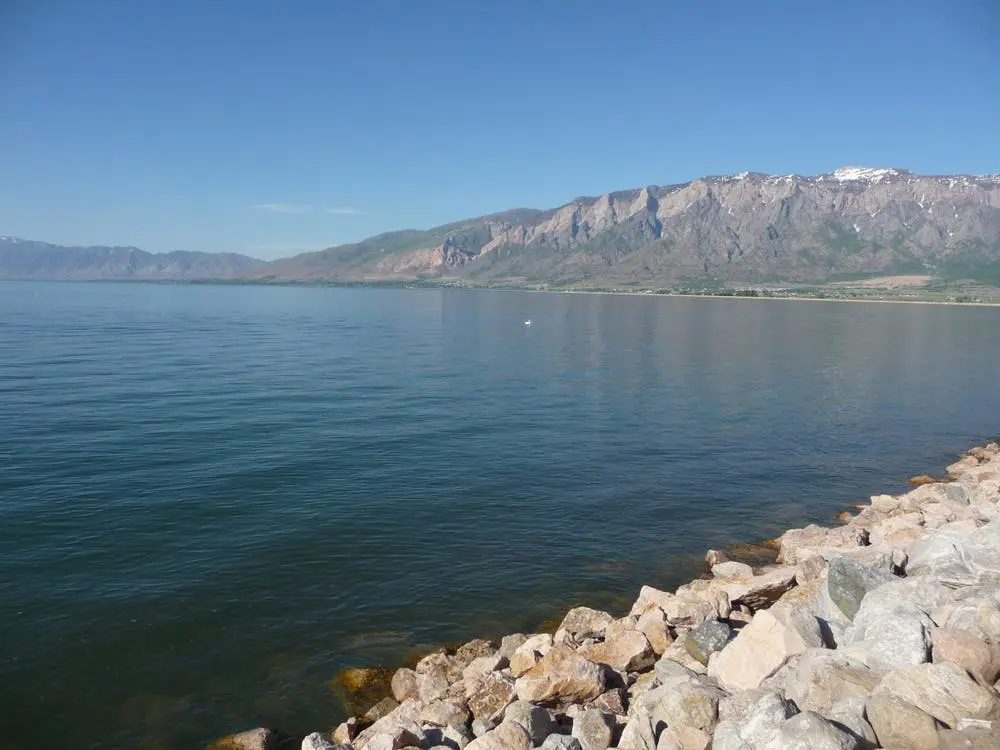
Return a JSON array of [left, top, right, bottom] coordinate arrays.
[[0, 0, 997, 260]]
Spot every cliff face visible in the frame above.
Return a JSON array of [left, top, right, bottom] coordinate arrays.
[[0, 237, 263, 281], [258, 168, 1000, 286]]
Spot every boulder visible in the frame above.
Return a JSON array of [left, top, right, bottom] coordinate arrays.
[[938, 722, 1000, 750], [618, 709, 657, 750], [636, 607, 673, 655], [684, 620, 730, 665], [589, 687, 627, 716], [559, 607, 615, 641], [761, 649, 879, 716], [866, 693, 939, 750], [503, 700, 557, 744], [872, 661, 1000, 727], [657, 635, 708, 675], [795, 555, 828, 584], [708, 602, 823, 692], [824, 557, 893, 621], [541, 735, 583, 750], [420, 698, 471, 728], [301, 733, 345, 750], [222, 728, 282, 750], [654, 725, 712, 750], [363, 697, 400, 724], [642, 680, 725, 734], [464, 721, 531, 750], [630, 586, 675, 618], [579, 629, 655, 672], [735, 568, 798, 611], [760, 710, 861, 749], [571, 707, 615, 750], [453, 639, 498, 668], [776, 524, 868, 566], [332, 718, 358, 744], [510, 634, 554, 677], [712, 561, 754, 579], [663, 594, 725, 628], [467, 672, 516, 721], [932, 626, 1000, 683], [499, 633, 530, 659], [353, 717, 425, 750], [390, 668, 419, 703], [843, 598, 933, 674], [712, 690, 797, 750], [462, 654, 507, 683], [823, 696, 877, 748], [515, 644, 605, 705]]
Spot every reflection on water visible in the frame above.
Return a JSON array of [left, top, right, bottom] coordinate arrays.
[[1, 283, 998, 748]]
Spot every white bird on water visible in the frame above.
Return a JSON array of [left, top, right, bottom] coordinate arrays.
[[524, 319, 532, 326]]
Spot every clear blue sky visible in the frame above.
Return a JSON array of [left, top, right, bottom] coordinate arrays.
[[1, 0, 997, 259]]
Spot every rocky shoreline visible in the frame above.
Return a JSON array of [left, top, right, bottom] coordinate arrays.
[[216, 441, 1000, 750]]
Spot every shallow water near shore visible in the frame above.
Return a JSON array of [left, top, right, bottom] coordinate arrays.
[[1, 281, 999, 749]]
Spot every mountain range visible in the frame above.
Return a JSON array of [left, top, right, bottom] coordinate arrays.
[[4, 167, 1000, 287]]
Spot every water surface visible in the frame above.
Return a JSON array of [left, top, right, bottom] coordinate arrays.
[[1, 282, 998, 748]]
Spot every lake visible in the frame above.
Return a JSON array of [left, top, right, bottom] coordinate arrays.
[[1, 282, 998, 749]]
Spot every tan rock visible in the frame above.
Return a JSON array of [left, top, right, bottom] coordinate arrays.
[[874, 661, 1000, 727], [636, 607, 672, 655], [654, 726, 711, 750], [390, 668, 419, 703], [509, 633, 553, 677], [579, 630, 655, 672], [331, 718, 357, 744], [629, 585, 675, 618], [712, 561, 753, 579], [933, 627, 1000, 684], [464, 721, 531, 750], [559, 606, 615, 640], [867, 693, 939, 750], [515, 644, 605, 704], [588, 688, 627, 716], [214, 728, 280, 750], [708, 601, 823, 692], [572, 707, 615, 750], [463, 654, 507, 683], [467, 671, 516, 721]]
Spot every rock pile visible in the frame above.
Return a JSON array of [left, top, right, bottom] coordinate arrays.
[[218, 441, 1000, 750]]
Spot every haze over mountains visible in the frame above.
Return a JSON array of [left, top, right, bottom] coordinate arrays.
[[4, 167, 1000, 287]]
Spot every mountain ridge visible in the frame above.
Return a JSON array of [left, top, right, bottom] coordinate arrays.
[[4, 167, 1000, 285], [250, 166, 1000, 287]]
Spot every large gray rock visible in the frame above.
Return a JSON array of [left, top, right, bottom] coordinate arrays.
[[776, 524, 868, 566], [642, 680, 725, 734], [708, 602, 823, 691], [558, 607, 615, 641], [503, 700, 557, 745], [938, 722, 1000, 750], [617, 709, 657, 750], [571, 708, 614, 750], [759, 710, 860, 749], [933, 585, 1000, 641], [540, 735, 583, 750], [684, 620, 730, 665], [515, 644, 605, 705], [420, 698, 471, 728], [713, 561, 754, 579], [866, 693, 939, 750], [499, 633, 530, 659], [761, 649, 879, 715], [712, 691, 797, 750], [843, 596, 933, 674], [464, 721, 532, 750], [654, 726, 712, 750], [824, 557, 893, 621], [824, 696, 877, 748], [872, 661, 1000, 727]]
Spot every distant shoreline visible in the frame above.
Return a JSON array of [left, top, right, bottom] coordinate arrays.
[[4, 277, 1000, 307]]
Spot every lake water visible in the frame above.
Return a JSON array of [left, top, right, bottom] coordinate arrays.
[[1, 282, 998, 749]]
